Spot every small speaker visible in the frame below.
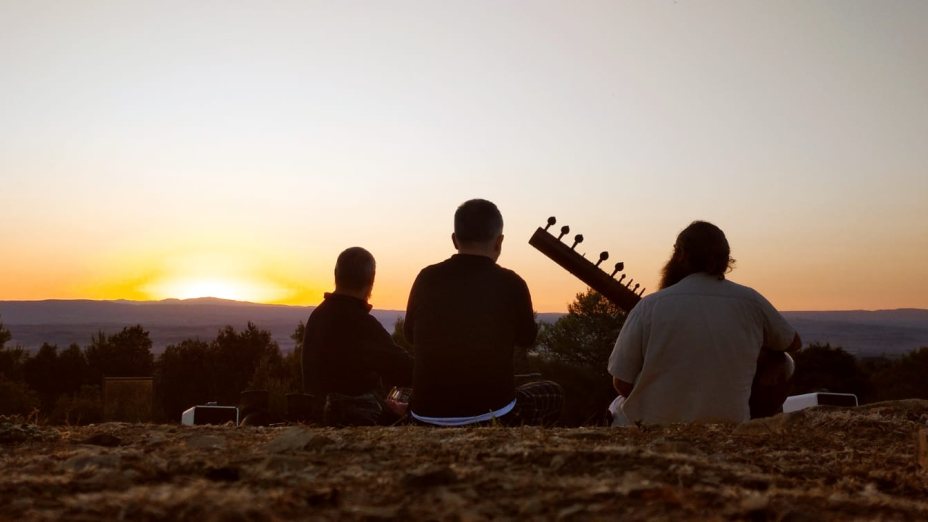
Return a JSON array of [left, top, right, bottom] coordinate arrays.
[[181, 404, 240, 425], [783, 392, 858, 413]]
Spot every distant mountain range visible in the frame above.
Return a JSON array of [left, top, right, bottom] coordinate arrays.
[[0, 298, 337, 354], [1, 299, 926, 358], [780, 309, 928, 358]]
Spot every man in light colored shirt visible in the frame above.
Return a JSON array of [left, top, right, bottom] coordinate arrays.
[[608, 221, 800, 426]]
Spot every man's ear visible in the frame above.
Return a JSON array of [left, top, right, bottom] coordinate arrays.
[[494, 234, 504, 253], [452, 233, 460, 250]]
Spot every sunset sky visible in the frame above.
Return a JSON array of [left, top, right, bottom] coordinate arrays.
[[2, 1, 926, 313]]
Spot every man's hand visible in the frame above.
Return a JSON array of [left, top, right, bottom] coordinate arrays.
[[385, 386, 410, 417]]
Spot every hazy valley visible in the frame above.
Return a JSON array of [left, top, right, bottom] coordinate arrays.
[[1, 298, 926, 357]]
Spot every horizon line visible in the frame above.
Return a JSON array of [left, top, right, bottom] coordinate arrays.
[[1, 296, 926, 315]]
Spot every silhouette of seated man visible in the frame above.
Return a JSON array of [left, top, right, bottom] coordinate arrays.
[[608, 221, 800, 426], [403, 199, 564, 426], [302, 247, 413, 426]]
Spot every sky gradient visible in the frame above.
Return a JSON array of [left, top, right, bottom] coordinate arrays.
[[2, 1, 926, 312]]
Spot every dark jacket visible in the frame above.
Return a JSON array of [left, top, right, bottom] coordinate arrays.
[[405, 254, 537, 417], [302, 293, 413, 397]]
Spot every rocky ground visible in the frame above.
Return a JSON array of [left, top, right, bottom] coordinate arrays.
[[2, 401, 928, 521]]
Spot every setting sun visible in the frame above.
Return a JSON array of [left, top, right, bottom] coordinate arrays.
[[70, 247, 328, 306], [144, 277, 286, 303], [124, 251, 309, 304]]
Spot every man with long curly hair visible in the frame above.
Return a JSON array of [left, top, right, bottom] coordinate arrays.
[[608, 221, 800, 426]]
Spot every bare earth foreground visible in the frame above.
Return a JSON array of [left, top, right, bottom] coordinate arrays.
[[2, 402, 927, 521]]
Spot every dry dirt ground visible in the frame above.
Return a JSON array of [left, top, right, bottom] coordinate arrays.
[[2, 401, 928, 521]]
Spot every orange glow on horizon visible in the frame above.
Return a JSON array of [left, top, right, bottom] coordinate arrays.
[[69, 249, 329, 306], [142, 276, 289, 303]]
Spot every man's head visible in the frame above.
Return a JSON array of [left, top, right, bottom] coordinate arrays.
[[452, 199, 504, 260], [334, 247, 376, 300], [659, 221, 735, 289]]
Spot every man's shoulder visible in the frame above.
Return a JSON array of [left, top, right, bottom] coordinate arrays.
[[626, 290, 662, 318], [411, 262, 445, 289], [307, 301, 387, 340], [416, 256, 524, 280], [307, 294, 369, 321], [360, 310, 389, 333], [719, 278, 764, 298], [659, 274, 761, 299], [636, 276, 767, 312], [705, 278, 774, 307], [494, 263, 527, 284], [415, 256, 457, 276], [306, 298, 331, 320]]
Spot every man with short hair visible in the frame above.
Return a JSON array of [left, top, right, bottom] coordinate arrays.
[[404, 199, 564, 426], [608, 221, 800, 426], [302, 247, 413, 426]]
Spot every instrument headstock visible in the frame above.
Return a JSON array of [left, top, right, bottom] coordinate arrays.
[[529, 216, 645, 313]]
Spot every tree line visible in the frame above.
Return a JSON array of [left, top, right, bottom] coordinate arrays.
[[527, 289, 928, 424], [2, 292, 927, 425], [0, 319, 302, 423]]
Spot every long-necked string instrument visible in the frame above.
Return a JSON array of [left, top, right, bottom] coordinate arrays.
[[529, 216, 645, 313]]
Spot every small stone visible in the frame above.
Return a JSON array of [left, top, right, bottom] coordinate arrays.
[[7, 497, 33, 512], [62, 453, 121, 472], [305, 486, 339, 507], [264, 427, 334, 453], [557, 504, 585, 520], [80, 433, 122, 447], [402, 465, 458, 488], [740, 492, 769, 512], [519, 498, 544, 515], [204, 466, 241, 482], [346, 505, 400, 520], [261, 454, 311, 473], [734, 415, 788, 435], [185, 434, 227, 449]]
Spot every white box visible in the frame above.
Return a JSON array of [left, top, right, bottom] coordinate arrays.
[[181, 405, 240, 425], [782, 392, 858, 413]]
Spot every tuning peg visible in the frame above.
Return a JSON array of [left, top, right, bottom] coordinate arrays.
[[557, 225, 570, 241], [595, 251, 609, 268], [544, 216, 557, 231], [638, 287, 646, 296], [633, 283, 640, 293], [625, 278, 635, 288], [570, 234, 584, 250], [610, 262, 624, 277], [617, 274, 627, 284]]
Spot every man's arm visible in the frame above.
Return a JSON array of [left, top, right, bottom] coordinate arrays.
[[300, 320, 316, 394], [758, 333, 801, 360], [607, 306, 646, 397], [757, 291, 800, 353], [514, 277, 537, 348], [403, 273, 422, 344], [363, 317, 414, 388], [613, 377, 633, 398]]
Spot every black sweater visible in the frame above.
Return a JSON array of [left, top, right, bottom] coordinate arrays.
[[302, 293, 413, 397], [405, 254, 537, 417]]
